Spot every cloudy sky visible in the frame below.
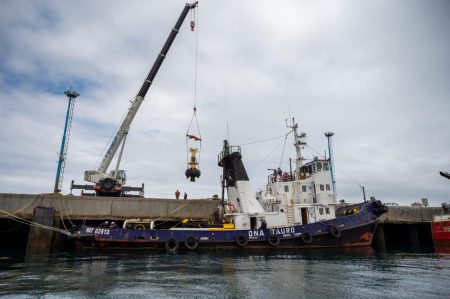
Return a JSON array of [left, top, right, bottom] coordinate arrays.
[[0, 0, 448, 206]]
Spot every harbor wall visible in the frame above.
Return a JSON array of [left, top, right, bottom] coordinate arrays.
[[372, 206, 442, 250], [0, 193, 445, 253], [0, 193, 219, 220]]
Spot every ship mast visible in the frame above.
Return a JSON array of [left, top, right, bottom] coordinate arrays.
[[287, 118, 306, 180]]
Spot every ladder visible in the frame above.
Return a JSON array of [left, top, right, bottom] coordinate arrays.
[[293, 181, 301, 204], [287, 203, 295, 225]]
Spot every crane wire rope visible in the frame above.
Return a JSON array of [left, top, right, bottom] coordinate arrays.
[[186, 6, 202, 165]]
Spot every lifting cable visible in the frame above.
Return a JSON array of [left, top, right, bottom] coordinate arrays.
[[186, 6, 202, 169]]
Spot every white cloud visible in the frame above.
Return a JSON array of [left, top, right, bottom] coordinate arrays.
[[0, 0, 448, 206]]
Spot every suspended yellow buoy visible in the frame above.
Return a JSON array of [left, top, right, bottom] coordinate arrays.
[[185, 147, 201, 182]]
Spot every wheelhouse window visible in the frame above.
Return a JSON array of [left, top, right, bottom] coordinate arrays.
[[326, 207, 330, 214], [316, 162, 322, 171], [320, 184, 324, 191], [302, 185, 307, 192], [326, 184, 330, 191], [319, 208, 324, 215], [284, 185, 289, 192], [323, 162, 329, 171]]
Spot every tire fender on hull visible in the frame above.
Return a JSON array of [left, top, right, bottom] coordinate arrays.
[[235, 234, 248, 247], [267, 235, 281, 247], [165, 237, 179, 253], [330, 225, 342, 238], [301, 232, 313, 244], [184, 235, 199, 250]]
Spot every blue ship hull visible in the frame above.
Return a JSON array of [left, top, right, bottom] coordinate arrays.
[[69, 201, 387, 252]]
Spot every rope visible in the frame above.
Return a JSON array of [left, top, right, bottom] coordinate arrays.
[[239, 134, 286, 146], [305, 144, 362, 189], [248, 139, 284, 171], [57, 194, 75, 231], [0, 208, 69, 235], [278, 133, 288, 168], [151, 199, 204, 224], [185, 108, 202, 164]]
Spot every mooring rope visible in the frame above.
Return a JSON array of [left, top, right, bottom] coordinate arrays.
[[0, 208, 70, 235]]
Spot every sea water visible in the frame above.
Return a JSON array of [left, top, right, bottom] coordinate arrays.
[[0, 248, 449, 298]]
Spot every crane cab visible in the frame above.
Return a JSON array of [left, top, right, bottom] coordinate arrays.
[[110, 170, 127, 185]]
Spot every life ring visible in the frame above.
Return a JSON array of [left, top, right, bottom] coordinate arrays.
[[134, 224, 145, 230], [330, 225, 342, 238], [184, 235, 199, 250], [235, 234, 248, 247], [228, 204, 237, 213], [301, 232, 312, 244], [165, 237, 179, 253], [267, 235, 280, 247]]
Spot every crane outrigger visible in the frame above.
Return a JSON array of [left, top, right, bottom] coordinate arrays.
[[71, 2, 198, 197]]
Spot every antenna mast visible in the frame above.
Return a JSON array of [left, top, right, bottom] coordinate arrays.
[[287, 118, 306, 180], [325, 132, 336, 198]]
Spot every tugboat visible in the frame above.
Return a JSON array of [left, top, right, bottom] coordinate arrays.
[[69, 129, 387, 252], [432, 202, 450, 253], [255, 119, 365, 236], [432, 173, 450, 253]]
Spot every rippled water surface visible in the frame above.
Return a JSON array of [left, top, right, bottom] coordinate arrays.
[[0, 248, 449, 298]]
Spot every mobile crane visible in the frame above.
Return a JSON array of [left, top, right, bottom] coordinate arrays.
[[71, 2, 198, 197]]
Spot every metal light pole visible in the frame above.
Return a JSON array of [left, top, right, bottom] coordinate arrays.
[[53, 89, 79, 193]]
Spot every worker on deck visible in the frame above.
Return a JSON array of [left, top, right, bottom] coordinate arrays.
[[110, 222, 118, 228], [99, 221, 108, 228], [175, 190, 180, 199], [184, 192, 188, 200]]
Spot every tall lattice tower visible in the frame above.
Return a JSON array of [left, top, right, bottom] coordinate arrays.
[[53, 89, 79, 193]]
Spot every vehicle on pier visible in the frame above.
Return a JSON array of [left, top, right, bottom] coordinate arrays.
[[71, 2, 199, 197], [69, 137, 388, 252]]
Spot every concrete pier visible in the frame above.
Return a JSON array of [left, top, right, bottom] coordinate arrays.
[[379, 206, 441, 223], [0, 193, 219, 221], [374, 206, 442, 250], [26, 207, 57, 256], [0, 193, 445, 252]]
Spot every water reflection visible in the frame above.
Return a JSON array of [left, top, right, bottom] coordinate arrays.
[[0, 249, 449, 298]]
